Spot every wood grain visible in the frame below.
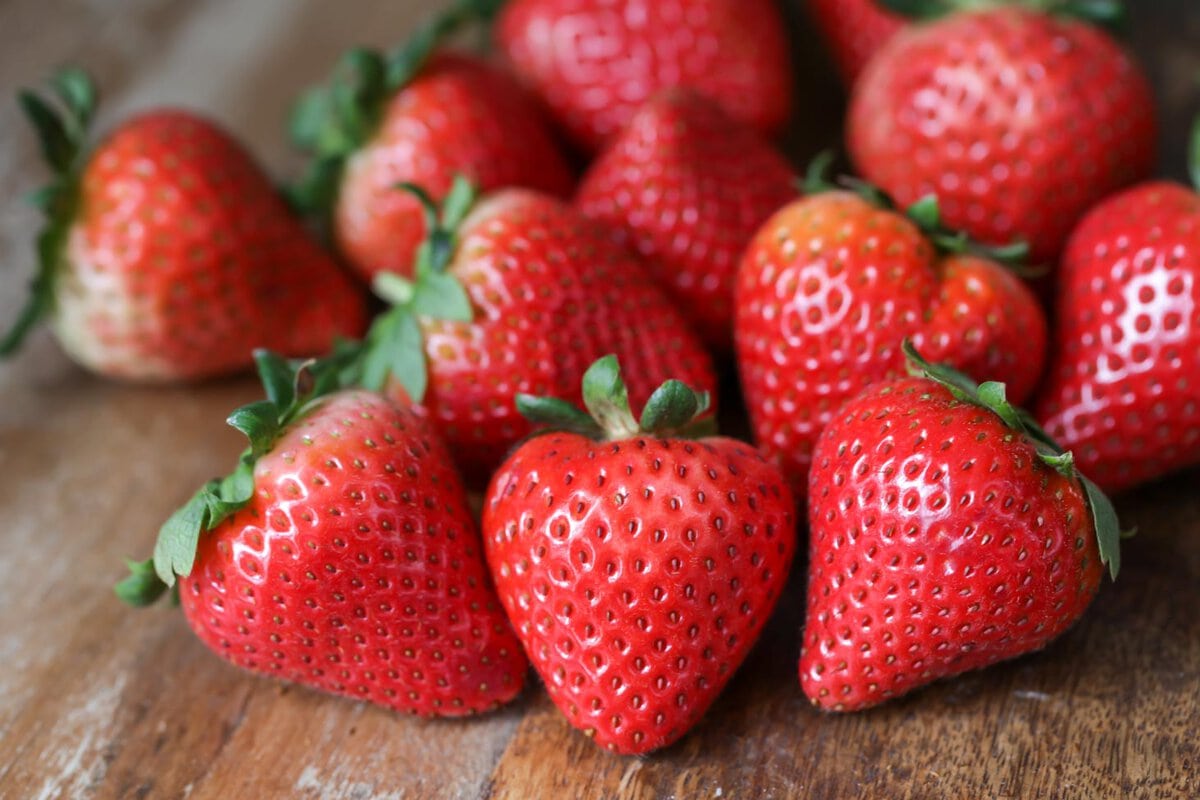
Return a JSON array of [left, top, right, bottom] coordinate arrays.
[[0, 2, 1197, 799]]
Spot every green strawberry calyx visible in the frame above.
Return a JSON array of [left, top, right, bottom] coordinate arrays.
[[286, 0, 503, 217], [878, 0, 1124, 28], [1189, 115, 1200, 193], [515, 355, 715, 442], [337, 175, 478, 405], [114, 349, 354, 606], [803, 152, 1041, 277], [1, 67, 96, 358], [902, 340, 1126, 580]]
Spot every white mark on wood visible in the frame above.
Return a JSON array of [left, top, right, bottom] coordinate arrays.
[[30, 672, 126, 800], [294, 763, 408, 800], [1013, 690, 1052, 702]]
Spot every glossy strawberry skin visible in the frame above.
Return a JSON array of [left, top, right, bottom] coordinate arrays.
[[179, 390, 528, 717], [483, 433, 796, 753], [54, 112, 366, 381], [575, 90, 797, 348], [807, 0, 905, 85], [848, 8, 1156, 264], [1036, 181, 1200, 493], [397, 189, 718, 479], [802, 378, 1102, 712], [735, 191, 1046, 499], [334, 53, 574, 283], [494, 0, 792, 152]]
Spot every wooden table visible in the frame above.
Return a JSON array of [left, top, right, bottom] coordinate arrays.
[[2, 2, 1198, 797]]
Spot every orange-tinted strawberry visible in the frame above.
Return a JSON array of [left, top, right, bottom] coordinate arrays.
[[290, 10, 572, 283], [1036, 128, 1200, 492], [494, 0, 793, 152], [576, 90, 797, 348], [483, 356, 796, 753], [735, 171, 1045, 498], [807, 0, 905, 85], [118, 352, 527, 717], [801, 344, 1122, 711], [345, 179, 717, 480], [3, 69, 366, 380], [848, 6, 1156, 264]]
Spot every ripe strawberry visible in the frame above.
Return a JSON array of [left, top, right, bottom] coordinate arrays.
[[3, 69, 366, 380], [343, 178, 718, 481], [735, 169, 1046, 498], [494, 0, 793, 152], [482, 356, 796, 753], [290, 11, 573, 283], [807, 0, 905, 85], [847, 5, 1156, 264], [1035, 127, 1200, 493], [575, 89, 797, 349], [117, 351, 527, 717], [801, 343, 1122, 711]]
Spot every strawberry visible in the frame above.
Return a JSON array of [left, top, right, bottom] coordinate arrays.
[[807, 0, 906, 85], [493, 0, 793, 152], [1035, 125, 1200, 493], [117, 351, 527, 717], [482, 355, 796, 753], [847, 5, 1156, 264], [342, 178, 718, 481], [801, 342, 1122, 711], [575, 89, 797, 349], [735, 166, 1046, 499], [3, 69, 366, 380], [289, 4, 573, 283]]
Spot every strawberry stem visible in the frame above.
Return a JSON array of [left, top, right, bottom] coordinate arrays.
[[516, 355, 713, 442], [902, 339, 1125, 580], [2, 68, 95, 357]]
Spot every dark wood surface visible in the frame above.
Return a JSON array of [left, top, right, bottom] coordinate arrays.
[[1, 2, 1197, 798]]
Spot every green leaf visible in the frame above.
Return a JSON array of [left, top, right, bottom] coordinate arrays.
[[114, 558, 169, 607], [289, 86, 334, 150], [360, 307, 427, 401], [802, 150, 839, 195], [227, 401, 281, 459], [19, 90, 75, 174], [976, 381, 1024, 430], [373, 271, 416, 306], [254, 350, 296, 411], [582, 355, 639, 439], [1190, 115, 1200, 194], [515, 394, 605, 439], [413, 271, 473, 322], [638, 380, 704, 435], [1080, 474, 1122, 581], [905, 195, 942, 231], [441, 174, 478, 229], [902, 340, 979, 403], [51, 67, 96, 133], [1038, 450, 1076, 477], [152, 486, 215, 587]]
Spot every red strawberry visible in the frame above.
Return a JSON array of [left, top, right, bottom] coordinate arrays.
[[735, 172, 1046, 498], [3, 69, 366, 380], [1035, 128, 1200, 492], [290, 22, 573, 282], [847, 6, 1156, 264], [117, 352, 527, 717], [575, 89, 797, 348], [801, 343, 1122, 711], [345, 178, 718, 481], [482, 356, 796, 753], [807, 0, 905, 85], [494, 0, 793, 152]]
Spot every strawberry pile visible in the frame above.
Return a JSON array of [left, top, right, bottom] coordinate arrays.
[[7, 0, 1193, 759]]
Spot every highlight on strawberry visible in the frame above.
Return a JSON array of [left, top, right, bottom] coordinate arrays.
[[735, 154, 1046, 499], [800, 341, 1125, 711], [482, 355, 796, 754], [116, 349, 528, 717], [4, 68, 366, 381]]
